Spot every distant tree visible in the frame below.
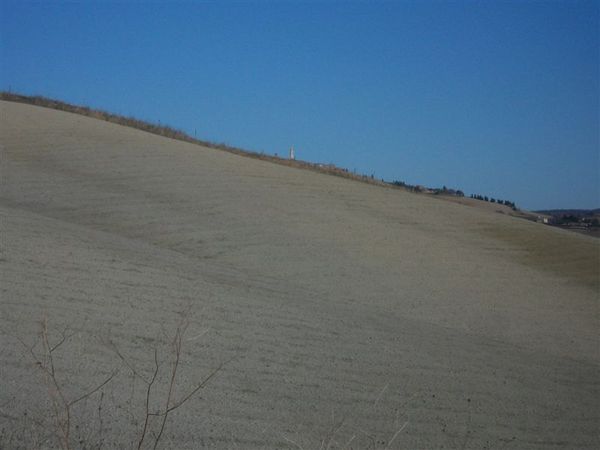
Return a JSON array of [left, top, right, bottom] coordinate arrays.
[[558, 215, 580, 225]]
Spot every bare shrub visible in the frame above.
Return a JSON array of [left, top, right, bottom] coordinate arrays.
[[109, 318, 225, 450], [5, 315, 223, 450]]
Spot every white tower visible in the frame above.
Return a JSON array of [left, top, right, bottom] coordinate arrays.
[[289, 146, 295, 160]]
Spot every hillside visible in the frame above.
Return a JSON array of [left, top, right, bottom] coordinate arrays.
[[1, 100, 598, 449]]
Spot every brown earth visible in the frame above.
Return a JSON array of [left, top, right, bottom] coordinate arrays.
[[1, 100, 598, 449]]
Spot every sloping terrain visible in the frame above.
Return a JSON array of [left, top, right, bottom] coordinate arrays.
[[1, 100, 598, 449]]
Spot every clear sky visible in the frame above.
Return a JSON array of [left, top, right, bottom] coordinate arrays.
[[1, 0, 598, 210]]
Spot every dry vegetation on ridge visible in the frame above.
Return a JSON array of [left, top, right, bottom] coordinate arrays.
[[0, 91, 395, 189]]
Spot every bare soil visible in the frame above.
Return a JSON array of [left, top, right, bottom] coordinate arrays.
[[1, 101, 598, 449]]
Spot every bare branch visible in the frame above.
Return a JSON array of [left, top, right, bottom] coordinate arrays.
[[344, 434, 356, 448], [38, 319, 72, 450], [281, 433, 304, 450], [163, 360, 224, 414], [320, 410, 346, 450], [50, 328, 77, 353], [147, 358, 228, 418], [385, 421, 409, 449], [107, 340, 152, 385], [68, 370, 118, 408], [152, 327, 183, 450], [137, 348, 159, 450], [97, 391, 105, 450]]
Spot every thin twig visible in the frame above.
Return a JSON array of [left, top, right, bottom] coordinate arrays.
[[40, 319, 71, 450], [373, 383, 389, 408], [320, 410, 346, 450], [97, 391, 105, 450], [281, 434, 304, 450], [385, 421, 409, 449], [108, 340, 152, 385], [68, 370, 118, 407], [151, 327, 182, 450], [137, 348, 160, 450], [162, 361, 225, 415], [50, 328, 77, 353], [344, 434, 356, 448]]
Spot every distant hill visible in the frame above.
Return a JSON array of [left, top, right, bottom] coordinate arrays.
[[535, 209, 600, 217], [534, 209, 600, 238]]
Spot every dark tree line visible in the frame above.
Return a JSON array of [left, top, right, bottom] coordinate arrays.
[[470, 194, 516, 210], [434, 185, 464, 197], [389, 181, 464, 197]]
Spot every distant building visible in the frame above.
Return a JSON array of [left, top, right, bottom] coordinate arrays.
[[289, 146, 295, 160]]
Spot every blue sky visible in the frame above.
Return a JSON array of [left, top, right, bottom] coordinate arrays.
[[1, 0, 598, 210]]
